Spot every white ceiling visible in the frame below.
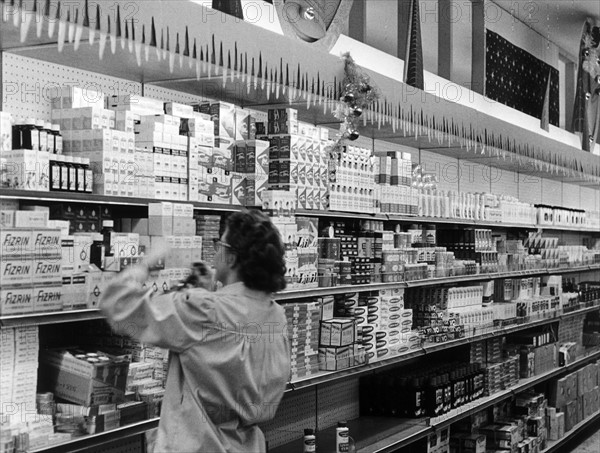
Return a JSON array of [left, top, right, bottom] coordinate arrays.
[[492, 0, 600, 59]]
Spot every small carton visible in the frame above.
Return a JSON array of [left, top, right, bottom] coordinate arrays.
[[319, 318, 355, 347]]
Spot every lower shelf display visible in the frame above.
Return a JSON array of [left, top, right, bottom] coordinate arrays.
[[270, 349, 600, 453]]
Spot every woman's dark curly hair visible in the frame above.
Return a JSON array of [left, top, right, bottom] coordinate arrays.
[[220, 210, 287, 293]]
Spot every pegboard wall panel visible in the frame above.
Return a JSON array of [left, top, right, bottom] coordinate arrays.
[[261, 387, 317, 449], [558, 315, 585, 345], [143, 84, 211, 106], [420, 151, 459, 193], [491, 169, 519, 199], [458, 161, 491, 194], [562, 183, 581, 210], [2, 53, 141, 121], [316, 378, 360, 432], [542, 179, 563, 206], [518, 172, 543, 205], [559, 231, 585, 246], [85, 434, 143, 453], [580, 187, 598, 212]]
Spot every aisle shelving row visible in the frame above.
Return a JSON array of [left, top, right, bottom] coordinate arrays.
[[2, 0, 599, 188], [25, 337, 600, 453], [270, 349, 600, 453], [288, 303, 600, 392], [542, 410, 600, 453], [2, 265, 599, 328], [28, 418, 159, 453], [2, 189, 600, 232], [3, 303, 598, 396], [1, 3, 599, 453]]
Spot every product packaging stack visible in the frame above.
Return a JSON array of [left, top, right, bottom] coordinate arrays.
[[373, 150, 417, 215], [124, 202, 202, 295], [377, 288, 419, 359], [260, 108, 332, 211], [49, 88, 130, 197], [285, 301, 321, 380], [318, 292, 365, 371], [0, 207, 65, 315], [407, 285, 490, 344], [330, 145, 377, 213], [193, 214, 221, 265], [0, 327, 40, 431], [1, 110, 52, 192]]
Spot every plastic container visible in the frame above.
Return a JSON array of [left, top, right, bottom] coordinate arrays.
[[303, 428, 316, 453], [335, 421, 349, 453]]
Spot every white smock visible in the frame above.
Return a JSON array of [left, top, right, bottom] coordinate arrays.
[[100, 276, 291, 453]]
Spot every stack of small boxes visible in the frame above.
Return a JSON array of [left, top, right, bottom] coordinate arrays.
[[231, 139, 270, 206], [295, 217, 319, 290], [50, 87, 134, 198], [378, 288, 419, 357], [194, 214, 221, 264], [285, 301, 321, 380], [124, 202, 202, 294], [135, 112, 188, 200], [478, 337, 520, 396], [548, 362, 599, 434], [261, 108, 331, 211], [373, 151, 417, 214], [426, 428, 450, 453], [0, 327, 39, 425], [329, 145, 376, 213], [0, 217, 63, 316]]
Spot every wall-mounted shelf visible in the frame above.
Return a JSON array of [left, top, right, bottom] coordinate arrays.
[[271, 349, 600, 453], [3, 189, 599, 234], [1, 1, 599, 185], [542, 410, 600, 453], [3, 266, 599, 328], [286, 303, 600, 392], [29, 418, 159, 453]]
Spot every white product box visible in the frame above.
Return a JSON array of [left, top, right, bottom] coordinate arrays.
[[32, 229, 62, 258], [14, 211, 49, 228], [0, 287, 33, 315], [0, 111, 12, 152], [51, 86, 105, 110], [1, 228, 33, 258], [32, 285, 63, 312], [165, 102, 194, 118], [0, 257, 34, 286], [3, 150, 49, 191], [32, 259, 62, 285]]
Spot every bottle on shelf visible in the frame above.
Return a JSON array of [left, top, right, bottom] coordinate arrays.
[[74, 157, 85, 192], [65, 155, 76, 192], [90, 234, 106, 270], [84, 160, 93, 193], [49, 123, 62, 154], [13, 117, 40, 151], [60, 153, 69, 191], [41, 121, 52, 153], [335, 421, 349, 453], [49, 154, 63, 191], [303, 428, 316, 453], [101, 220, 115, 258]]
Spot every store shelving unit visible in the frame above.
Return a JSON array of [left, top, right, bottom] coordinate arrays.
[[4, 189, 599, 233], [270, 349, 600, 453], [1, 1, 600, 452], [3, 301, 599, 393], [28, 419, 159, 453], [542, 410, 600, 453]]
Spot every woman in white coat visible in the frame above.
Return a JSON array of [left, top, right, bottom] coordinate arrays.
[[101, 210, 291, 452]]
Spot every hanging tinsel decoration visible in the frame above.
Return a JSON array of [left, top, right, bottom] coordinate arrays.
[[582, 31, 600, 81], [330, 53, 380, 154]]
